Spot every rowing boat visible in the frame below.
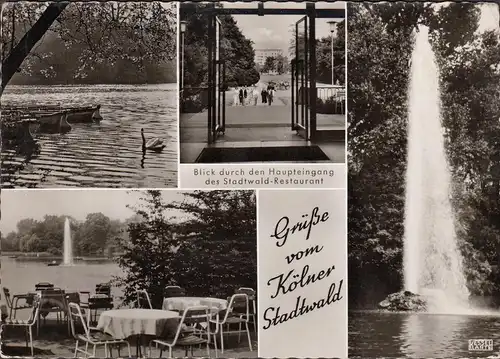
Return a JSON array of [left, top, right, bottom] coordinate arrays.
[[2, 104, 102, 123]]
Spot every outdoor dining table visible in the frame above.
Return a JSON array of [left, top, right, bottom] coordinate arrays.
[[96, 308, 180, 356], [162, 297, 228, 312]]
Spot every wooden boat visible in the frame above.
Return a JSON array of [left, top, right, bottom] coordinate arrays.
[[2, 104, 102, 123], [36, 112, 72, 133], [1, 113, 37, 144]]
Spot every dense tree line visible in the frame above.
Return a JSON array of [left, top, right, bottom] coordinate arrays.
[[290, 21, 346, 85], [348, 3, 500, 307], [115, 190, 256, 308], [1, 213, 134, 257], [1, 2, 176, 87], [181, 3, 260, 89]]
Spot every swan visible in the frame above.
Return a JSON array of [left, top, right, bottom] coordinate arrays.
[[141, 128, 166, 152]]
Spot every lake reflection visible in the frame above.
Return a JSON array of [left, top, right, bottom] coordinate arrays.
[[349, 311, 500, 358], [1, 84, 177, 188], [1, 256, 124, 320]]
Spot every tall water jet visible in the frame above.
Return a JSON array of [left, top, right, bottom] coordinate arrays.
[[63, 217, 73, 266], [403, 25, 469, 312]]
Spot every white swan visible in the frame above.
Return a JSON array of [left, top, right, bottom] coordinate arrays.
[[141, 128, 166, 152]]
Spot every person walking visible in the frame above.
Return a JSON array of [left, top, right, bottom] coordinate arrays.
[[233, 87, 239, 106], [239, 88, 244, 106], [268, 88, 274, 105], [252, 87, 259, 106], [261, 88, 267, 104], [243, 87, 248, 105]]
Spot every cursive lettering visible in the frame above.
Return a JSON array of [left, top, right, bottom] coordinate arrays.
[[266, 263, 336, 299], [262, 280, 344, 330], [271, 206, 330, 247]]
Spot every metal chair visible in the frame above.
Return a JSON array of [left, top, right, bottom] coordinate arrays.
[[135, 289, 153, 309], [210, 293, 252, 353], [2, 287, 33, 320], [164, 286, 186, 298], [150, 306, 211, 358], [235, 287, 257, 334], [88, 284, 113, 325], [34, 282, 54, 291], [68, 302, 130, 358], [1, 295, 41, 356]]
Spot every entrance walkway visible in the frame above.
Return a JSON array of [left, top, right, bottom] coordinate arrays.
[[180, 98, 345, 163]]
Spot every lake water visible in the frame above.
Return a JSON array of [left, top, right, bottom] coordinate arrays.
[[349, 311, 500, 358], [1, 84, 177, 188], [1, 256, 124, 319]]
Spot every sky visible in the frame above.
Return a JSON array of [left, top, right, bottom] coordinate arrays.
[[477, 3, 499, 33], [0, 190, 186, 233], [225, 1, 345, 57]]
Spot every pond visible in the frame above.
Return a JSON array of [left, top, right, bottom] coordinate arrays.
[[1, 84, 177, 188], [349, 310, 500, 358], [1, 256, 124, 320]]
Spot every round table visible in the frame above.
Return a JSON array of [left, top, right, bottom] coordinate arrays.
[[96, 309, 179, 340], [162, 297, 227, 312]]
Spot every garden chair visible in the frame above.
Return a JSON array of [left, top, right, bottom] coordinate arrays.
[[164, 286, 186, 298], [68, 302, 130, 358], [1, 295, 41, 356], [3, 287, 33, 320], [38, 288, 68, 333], [135, 289, 153, 309], [88, 284, 113, 325], [235, 287, 257, 334], [35, 282, 54, 291], [210, 293, 252, 353], [149, 306, 211, 358]]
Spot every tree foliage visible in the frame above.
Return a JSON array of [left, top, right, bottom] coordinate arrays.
[[115, 190, 256, 309], [181, 3, 260, 88], [1, 213, 127, 256], [1, 2, 176, 86], [348, 3, 500, 307]]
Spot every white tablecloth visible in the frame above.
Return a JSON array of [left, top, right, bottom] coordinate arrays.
[[96, 309, 179, 339], [162, 297, 227, 312]]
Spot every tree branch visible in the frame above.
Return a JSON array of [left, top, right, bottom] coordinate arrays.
[[1, 2, 69, 96]]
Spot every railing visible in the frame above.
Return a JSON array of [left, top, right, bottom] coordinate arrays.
[[180, 87, 210, 114], [296, 85, 346, 114]]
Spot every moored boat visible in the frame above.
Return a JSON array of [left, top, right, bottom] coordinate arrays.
[[36, 112, 71, 133], [2, 104, 102, 123]]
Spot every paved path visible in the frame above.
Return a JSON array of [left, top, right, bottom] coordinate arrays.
[[181, 105, 344, 128]]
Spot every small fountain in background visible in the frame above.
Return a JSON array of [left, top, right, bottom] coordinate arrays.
[[63, 217, 74, 266], [403, 25, 469, 313]]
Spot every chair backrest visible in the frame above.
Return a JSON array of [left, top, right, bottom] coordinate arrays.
[[172, 306, 210, 344], [68, 302, 89, 339], [236, 287, 256, 313], [26, 295, 41, 325], [2, 288, 12, 308], [164, 286, 186, 298], [222, 293, 249, 323], [35, 282, 54, 291], [95, 283, 111, 296], [136, 289, 152, 309]]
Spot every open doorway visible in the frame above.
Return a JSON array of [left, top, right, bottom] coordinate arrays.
[[179, 1, 345, 163]]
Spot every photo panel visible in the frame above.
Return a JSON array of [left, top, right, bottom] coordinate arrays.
[[258, 189, 347, 358], [0, 189, 257, 357], [348, 2, 500, 358], [179, 1, 347, 189], [0, 2, 178, 188]]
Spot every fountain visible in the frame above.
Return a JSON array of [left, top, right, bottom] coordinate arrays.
[[380, 26, 470, 313], [63, 217, 74, 266], [404, 25, 470, 312]]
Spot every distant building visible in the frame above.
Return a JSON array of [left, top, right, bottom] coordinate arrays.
[[254, 48, 284, 66]]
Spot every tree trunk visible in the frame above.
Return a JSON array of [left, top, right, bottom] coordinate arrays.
[[1, 2, 69, 96]]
